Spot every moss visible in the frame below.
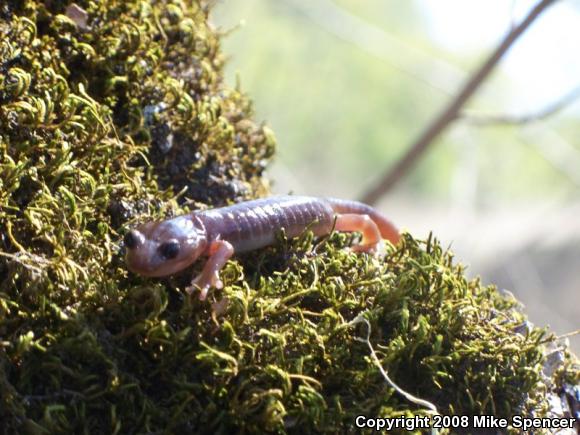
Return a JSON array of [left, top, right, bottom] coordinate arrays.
[[0, 1, 578, 434]]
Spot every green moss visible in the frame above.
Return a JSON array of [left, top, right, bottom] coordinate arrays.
[[0, 1, 578, 434]]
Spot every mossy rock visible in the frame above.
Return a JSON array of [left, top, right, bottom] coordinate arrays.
[[0, 1, 578, 434]]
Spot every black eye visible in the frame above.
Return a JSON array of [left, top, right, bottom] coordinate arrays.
[[159, 240, 180, 259], [124, 230, 142, 249]]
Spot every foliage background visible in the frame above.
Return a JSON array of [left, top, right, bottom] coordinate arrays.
[[213, 0, 580, 352]]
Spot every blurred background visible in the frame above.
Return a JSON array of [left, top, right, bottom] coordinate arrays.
[[213, 0, 580, 352]]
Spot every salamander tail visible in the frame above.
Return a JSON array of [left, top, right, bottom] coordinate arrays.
[[324, 198, 400, 244]]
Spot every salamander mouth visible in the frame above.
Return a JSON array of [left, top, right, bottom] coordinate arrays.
[[125, 246, 194, 277]]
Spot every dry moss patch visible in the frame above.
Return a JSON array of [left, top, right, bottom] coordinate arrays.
[[0, 1, 578, 434]]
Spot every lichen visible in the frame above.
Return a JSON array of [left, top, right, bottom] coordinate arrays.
[[0, 1, 578, 434]]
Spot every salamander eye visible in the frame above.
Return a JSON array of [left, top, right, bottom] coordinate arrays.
[[159, 240, 180, 259], [124, 230, 143, 249]]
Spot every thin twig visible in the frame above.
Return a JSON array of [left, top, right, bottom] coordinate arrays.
[[349, 314, 439, 416], [460, 84, 580, 126], [359, 0, 560, 206]]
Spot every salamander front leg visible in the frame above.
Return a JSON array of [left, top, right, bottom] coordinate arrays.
[[334, 214, 382, 253], [186, 240, 234, 300]]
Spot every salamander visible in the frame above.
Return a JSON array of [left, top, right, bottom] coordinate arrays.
[[124, 196, 400, 300]]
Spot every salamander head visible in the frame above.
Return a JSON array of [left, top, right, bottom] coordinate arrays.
[[124, 215, 207, 277]]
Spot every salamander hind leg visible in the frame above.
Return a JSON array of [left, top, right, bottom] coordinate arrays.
[[187, 240, 234, 300], [334, 214, 382, 253]]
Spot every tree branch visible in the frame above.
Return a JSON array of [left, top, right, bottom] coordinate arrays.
[[359, 0, 560, 206], [459, 84, 580, 126]]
